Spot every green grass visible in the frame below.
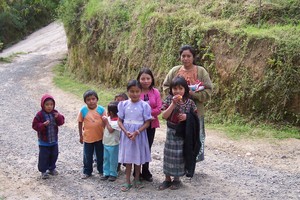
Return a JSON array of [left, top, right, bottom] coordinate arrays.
[[53, 63, 124, 106], [0, 52, 27, 63], [207, 122, 300, 140]]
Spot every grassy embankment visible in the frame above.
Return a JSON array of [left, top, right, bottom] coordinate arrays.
[[56, 0, 300, 139]]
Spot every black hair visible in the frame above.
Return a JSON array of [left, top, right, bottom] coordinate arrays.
[[169, 76, 190, 99], [83, 90, 98, 103], [127, 80, 141, 91], [136, 67, 155, 89], [179, 45, 197, 65], [114, 92, 128, 101], [107, 101, 119, 116]]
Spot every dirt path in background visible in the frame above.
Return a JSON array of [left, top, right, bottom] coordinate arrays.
[[0, 22, 299, 200]]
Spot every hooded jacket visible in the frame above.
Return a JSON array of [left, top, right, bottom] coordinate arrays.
[[32, 94, 65, 145]]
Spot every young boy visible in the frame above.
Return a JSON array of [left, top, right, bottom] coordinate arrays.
[[78, 90, 106, 179], [101, 101, 120, 182], [32, 94, 65, 179]]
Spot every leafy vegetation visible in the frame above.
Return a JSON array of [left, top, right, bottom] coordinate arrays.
[[58, 0, 300, 127], [0, 0, 60, 50]]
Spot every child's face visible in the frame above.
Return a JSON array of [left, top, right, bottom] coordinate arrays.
[[172, 85, 185, 97], [115, 96, 125, 102], [44, 100, 54, 113], [85, 95, 98, 109], [128, 86, 141, 102], [180, 49, 194, 67], [139, 73, 152, 90]]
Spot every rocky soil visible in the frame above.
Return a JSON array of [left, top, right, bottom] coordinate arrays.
[[0, 22, 299, 200]]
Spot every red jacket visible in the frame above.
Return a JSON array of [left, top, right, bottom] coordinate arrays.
[[32, 94, 64, 143]]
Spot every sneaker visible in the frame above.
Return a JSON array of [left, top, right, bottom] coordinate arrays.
[[81, 174, 91, 179], [41, 172, 49, 179], [48, 169, 58, 176], [100, 175, 109, 181], [108, 176, 117, 182]]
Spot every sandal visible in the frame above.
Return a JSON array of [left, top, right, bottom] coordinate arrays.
[[170, 180, 181, 190], [133, 180, 144, 189], [121, 183, 132, 192], [158, 180, 172, 190]]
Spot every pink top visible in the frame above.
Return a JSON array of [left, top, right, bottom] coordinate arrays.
[[140, 88, 162, 128]]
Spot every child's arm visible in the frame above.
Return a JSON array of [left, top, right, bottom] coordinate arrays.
[[78, 122, 83, 144], [102, 116, 115, 133], [129, 120, 151, 141], [32, 113, 47, 131], [54, 111, 65, 126], [118, 118, 130, 138], [101, 111, 107, 128], [162, 95, 181, 119]]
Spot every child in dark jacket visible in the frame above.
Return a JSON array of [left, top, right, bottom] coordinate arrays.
[[32, 94, 65, 179]]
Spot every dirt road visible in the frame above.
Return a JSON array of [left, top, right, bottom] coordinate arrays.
[[0, 22, 299, 200]]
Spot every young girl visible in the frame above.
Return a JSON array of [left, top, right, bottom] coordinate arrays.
[[136, 67, 162, 182], [159, 76, 197, 190], [101, 101, 120, 182], [117, 80, 152, 192]]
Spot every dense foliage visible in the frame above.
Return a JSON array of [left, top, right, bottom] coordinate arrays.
[[58, 1, 300, 126], [0, 0, 60, 50]]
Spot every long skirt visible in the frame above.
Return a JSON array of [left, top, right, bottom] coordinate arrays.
[[163, 127, 185, 177]]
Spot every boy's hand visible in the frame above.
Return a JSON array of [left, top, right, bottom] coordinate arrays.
[[53, 112, 59, 118], [79, 135, 83, 144], [43, 120, 50, 126]]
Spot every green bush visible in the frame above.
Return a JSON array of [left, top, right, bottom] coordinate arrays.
[[0, 0, 60, 49]]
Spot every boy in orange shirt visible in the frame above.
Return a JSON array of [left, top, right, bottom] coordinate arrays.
[[78, 90, 106, 179]]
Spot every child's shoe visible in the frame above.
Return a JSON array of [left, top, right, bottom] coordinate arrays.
[[100, 175, 109, 180], [48, 169, 58, 176], [108, 176, 117, 182], [41, 172, 49, 179], [81, 174, 91, 179]]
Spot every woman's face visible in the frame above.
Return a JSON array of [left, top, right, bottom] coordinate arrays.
[[180, 49, 194, 67], [172, 85, 185, 97], [128, 86, 141, 102], [139, 73, 152, 90]]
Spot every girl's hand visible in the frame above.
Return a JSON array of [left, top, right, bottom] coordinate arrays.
[[102, 116, 108, 124], [43, 120, 50, 126], [172, 95, 182, 104], [178, 113, 187, 122]]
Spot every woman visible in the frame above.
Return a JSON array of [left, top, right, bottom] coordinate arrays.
[[162, 45, 212, 162]]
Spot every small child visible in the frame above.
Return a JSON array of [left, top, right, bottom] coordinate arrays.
[[118, 80, 152, 192], [115, 92, 128, 102], [187, 79, 205, 92], [100, 101, 120, 182], [32, 94, 65, 179], [77, 90, 106, 179], [114, 92, 128, 172], [159, 76, 197, 190]]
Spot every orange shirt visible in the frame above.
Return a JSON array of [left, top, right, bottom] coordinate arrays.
[[177, 66, 198, 85], [78, 107, 105, 143]]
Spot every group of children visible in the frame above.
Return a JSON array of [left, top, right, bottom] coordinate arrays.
[[32, 67, 201, 192]]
